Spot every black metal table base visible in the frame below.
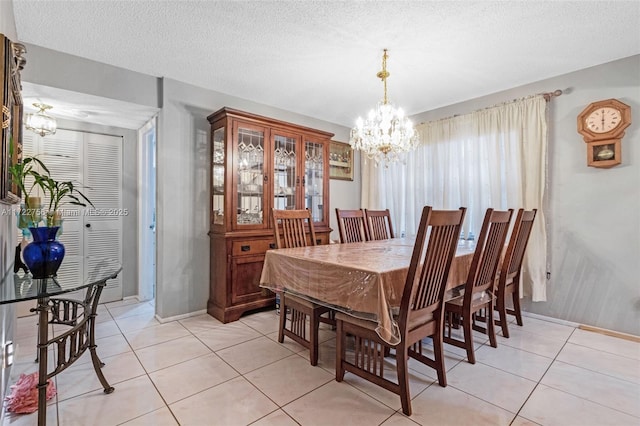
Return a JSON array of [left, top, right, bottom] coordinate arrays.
[[35, 279, 114, 426]]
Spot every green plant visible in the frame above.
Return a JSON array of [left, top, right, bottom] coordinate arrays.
[[7, 155, 49, 206], [9, 154, 94, 228], [38, 176, 94, 227], [8, 155, 50, 227]]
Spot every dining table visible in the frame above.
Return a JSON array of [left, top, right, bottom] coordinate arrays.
[[260, 238, 476, 345]]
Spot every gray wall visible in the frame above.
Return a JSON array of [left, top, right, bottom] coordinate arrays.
[[8, 41, 362, 320], [10, 31, 635, 334], [412, 55, 640, 335], [55, 118, 139, 298], [329, 152, 362, 242], [155, 78, 354, 318], [22, 44, 159, 108], [0, 1, 17, 41], [16, 44, 161, 301]]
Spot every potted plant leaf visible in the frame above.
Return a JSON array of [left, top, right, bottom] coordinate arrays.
[[8, 155, 50, 228], [10, 155, 94, 278], [38, 176, 95, 227]]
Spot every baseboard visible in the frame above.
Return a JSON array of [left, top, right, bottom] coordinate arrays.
[[520, 310, 580, 328], [578, 324, 640, 343], [155, 309, 207, 324]]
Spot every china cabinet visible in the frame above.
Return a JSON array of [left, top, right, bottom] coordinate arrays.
[[207, 108, 333, 322]]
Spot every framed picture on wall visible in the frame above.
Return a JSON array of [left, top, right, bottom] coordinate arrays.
[[1, 35, 25, 204], [329, 141, 353, 181]]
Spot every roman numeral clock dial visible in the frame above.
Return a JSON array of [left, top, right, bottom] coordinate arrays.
[[577, 99, 631, 168], [586, 107, 621, 133]]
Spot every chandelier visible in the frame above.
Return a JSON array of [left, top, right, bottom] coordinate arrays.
[[349, 49, 419, 164], [25, 103, 57, 137]]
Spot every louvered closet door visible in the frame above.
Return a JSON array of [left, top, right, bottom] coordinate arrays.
[[21, 129, 86, 298], [22, 129, 124, 303], [41, 130, 86, 297], [83, 133, 123, 303]]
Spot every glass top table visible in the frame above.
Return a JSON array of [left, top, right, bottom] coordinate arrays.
[[0, 257, 122, 426], [0, 257, 122, 304]]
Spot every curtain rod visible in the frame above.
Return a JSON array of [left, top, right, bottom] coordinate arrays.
[[542, 89, 563, 101], [418, 89, 563, 125]]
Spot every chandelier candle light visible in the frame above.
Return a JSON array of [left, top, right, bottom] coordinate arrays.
[[349, 49, 419, 164], [25, 103, 57, 137]]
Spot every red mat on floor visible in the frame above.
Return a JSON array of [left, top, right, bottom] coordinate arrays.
[[5, 372, 57, 414]]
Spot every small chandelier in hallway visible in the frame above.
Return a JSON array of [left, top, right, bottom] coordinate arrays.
[[25, 103, 57, 137]]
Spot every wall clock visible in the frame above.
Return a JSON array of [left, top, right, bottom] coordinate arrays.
[[577, 99, 631, 168]]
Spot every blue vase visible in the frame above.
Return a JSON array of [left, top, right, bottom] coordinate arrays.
[[23, 227, 65, 279]]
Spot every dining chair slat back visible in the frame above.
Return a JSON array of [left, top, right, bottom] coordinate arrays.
[[444, 208, 513, 364], [271, 208, 332, 366], [405, 208, 467, 315], [496, 208, 537, 337], [364, 209, 395, 240], [273, 208, 317, 249], [336, 206, 466, 416], [471, 209, 512, 294], [336, 208, 368, 243]]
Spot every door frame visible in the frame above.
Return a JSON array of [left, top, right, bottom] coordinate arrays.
[[137, 116, 157, 302]]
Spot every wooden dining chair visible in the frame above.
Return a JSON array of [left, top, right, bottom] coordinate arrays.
[[272, 208, 333, 366], [364, 208, 395, 240], [495, 208, 537, 337], [335, 208, 368, 243], [336, 206, 466, 416], [444, 208, 513, 364]]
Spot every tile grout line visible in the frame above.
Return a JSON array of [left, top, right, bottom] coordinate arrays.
[[10, 303, 638, 426], [109, 306, 183, 426], [508, 326, 578, 425]]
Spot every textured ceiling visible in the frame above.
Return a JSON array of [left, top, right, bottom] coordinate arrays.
[[12, 0, 640, 128], [21, 82, 160, 130]]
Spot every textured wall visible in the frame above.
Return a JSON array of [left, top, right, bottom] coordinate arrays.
[[412, 55, 640, 335], [155, 78, 354, 319]]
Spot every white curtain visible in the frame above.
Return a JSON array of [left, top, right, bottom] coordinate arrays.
[[362, 95, 548, 301]]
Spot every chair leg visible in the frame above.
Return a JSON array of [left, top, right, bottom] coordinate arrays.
[[512, 291, 524, 326], [497, 294, 510, 338], [277, 294, 286, 343], [396, 344, 412, 416], [462, 314, 475, 364], [487, 301, 498, 348], [310, 311, 319, 366], [432, 326, 447, 387], [335, 320, 345, 381]]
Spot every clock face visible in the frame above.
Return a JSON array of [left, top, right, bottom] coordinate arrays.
[[586, 107, 622, 134]]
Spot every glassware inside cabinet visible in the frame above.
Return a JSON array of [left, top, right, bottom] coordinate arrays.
[[305, 141, 324, 222], [273, 135, 297, 211], [212, 127, 225, 225], [237, 127, 265, 225]]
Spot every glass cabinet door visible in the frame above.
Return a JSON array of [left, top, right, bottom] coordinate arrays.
[[304, 141, 325, 222], [212, 126, 225, 225], [236, 126, 265, 226], [272, 134, 298, 212]]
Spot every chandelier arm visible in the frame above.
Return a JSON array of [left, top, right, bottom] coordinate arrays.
[[350, 48, 419, 165]]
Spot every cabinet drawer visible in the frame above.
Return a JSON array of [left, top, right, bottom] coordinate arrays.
[[232, 239, 276, 256], [315, 233, 330, 246]]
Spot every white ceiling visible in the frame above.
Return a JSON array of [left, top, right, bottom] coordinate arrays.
[[21, 82, 159, 129], [12, 0, 640, 128]]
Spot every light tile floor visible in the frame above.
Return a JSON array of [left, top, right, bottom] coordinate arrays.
[[3, 299, 639, 426]]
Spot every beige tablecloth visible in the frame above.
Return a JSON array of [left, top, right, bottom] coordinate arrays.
[[260, 238, 475, 345]]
